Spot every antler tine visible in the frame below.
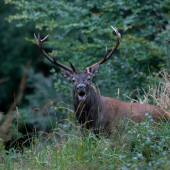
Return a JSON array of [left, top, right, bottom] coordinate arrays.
[[52, 50, 58, 65], [111, 26, 121, 44], [34, 33, 74, 73], [85, 26, 121, 72], [69, 61, 77, 72], [104, 26, 121, 60], [103, 46, 108, 62], [41, 34, 49, 42], [34, 33, 38, 43], [34, 33, 41, 48]]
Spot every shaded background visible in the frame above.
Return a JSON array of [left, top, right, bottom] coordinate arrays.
[[0, 0, 170, 145]]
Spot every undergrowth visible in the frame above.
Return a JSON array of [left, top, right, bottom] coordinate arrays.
[[0, 115, 170, 170]]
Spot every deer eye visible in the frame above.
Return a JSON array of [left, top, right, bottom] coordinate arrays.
[[87, 77, 91, 81], [72, 78, 76, 82]]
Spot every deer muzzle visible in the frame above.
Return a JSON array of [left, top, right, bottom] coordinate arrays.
[[77, 84, 86, 101]]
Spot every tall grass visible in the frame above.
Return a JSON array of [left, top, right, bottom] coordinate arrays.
[[0, 115, 170, 169]]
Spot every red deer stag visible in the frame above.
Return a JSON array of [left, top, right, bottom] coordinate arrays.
[[34, 27, 170, 134]]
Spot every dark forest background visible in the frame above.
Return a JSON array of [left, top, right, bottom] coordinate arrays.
[[0, 0, 170, 144]]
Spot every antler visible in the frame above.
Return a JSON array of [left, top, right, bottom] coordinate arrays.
[[85, 26, 121, 73], [34, 33, 76, 73]]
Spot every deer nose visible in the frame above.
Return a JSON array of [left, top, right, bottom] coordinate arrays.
[[77, 84, 86, 91]]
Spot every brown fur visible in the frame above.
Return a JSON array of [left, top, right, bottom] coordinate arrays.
[[74, 84, 170, 134]]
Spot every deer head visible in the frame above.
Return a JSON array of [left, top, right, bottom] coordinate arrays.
[[34, 27, 121, 102], [60, 63, 100, 101]]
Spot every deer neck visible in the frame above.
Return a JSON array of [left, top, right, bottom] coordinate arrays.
[[72, 83, 101, 125]]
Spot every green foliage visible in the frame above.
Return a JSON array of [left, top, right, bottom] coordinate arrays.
[[0, 116, 170, 169], [0, 1, 42, 110], [4, 0, 170, 101]]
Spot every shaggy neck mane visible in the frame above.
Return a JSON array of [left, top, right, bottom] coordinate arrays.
[[72, 82, 100, 128]]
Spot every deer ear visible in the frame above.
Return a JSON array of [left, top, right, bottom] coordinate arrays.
[[60, 70, 73, 80], [90, 63, 100, 77]]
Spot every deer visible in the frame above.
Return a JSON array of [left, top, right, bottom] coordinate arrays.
[[34, 26, 170, 134]]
